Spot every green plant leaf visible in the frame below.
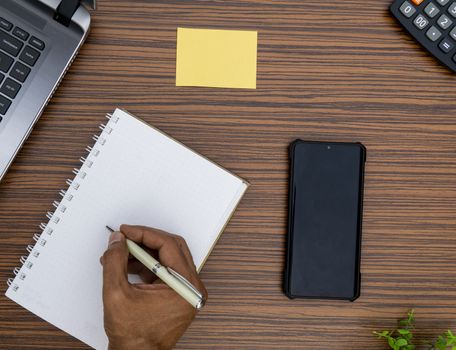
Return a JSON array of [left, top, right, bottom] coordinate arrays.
[[396, 338, 408, 347], [398, 309, 415, 329], [374, 330, 391, 339], [388, 337, 396, 349], [372, 310, 455, 350]]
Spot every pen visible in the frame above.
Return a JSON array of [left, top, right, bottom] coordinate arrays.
[[106, 226, 205, 309]]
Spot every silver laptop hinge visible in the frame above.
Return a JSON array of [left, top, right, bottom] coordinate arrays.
[[54, 0, 96, 27], [54, 0, 80, 26]]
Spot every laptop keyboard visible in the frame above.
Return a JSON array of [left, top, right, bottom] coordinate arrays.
[[0, 16, 45, 123]]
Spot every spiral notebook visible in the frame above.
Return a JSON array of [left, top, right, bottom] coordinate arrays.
[[5, 109, 248, 349]]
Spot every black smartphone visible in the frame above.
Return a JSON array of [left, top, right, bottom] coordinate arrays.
[[284, 140, 366, 301]]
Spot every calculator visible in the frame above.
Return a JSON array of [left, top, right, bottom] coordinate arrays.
[[391, 0, 456, 72]]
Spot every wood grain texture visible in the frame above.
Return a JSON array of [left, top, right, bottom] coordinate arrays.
[[1, 0, 456, 348]]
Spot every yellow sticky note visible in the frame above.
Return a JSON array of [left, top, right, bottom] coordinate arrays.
[[176, 27, 257, 89]]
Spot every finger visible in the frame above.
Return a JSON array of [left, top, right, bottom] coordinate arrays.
[[165, 235, 206, 294], [173, 235, 197, 270], [120, 225, 205, 297], [120, 225, 190, 270], [133, 281, 207, 307], [102, 231, 130, 297], [120, 224, 175, 250], [132, 283, 170, 291], [127, 260, 157, 283], [127, 260, 144, 274]]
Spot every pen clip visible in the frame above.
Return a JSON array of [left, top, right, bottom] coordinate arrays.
[[167, 267, 204, 302]]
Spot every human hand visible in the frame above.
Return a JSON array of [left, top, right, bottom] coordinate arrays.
[[101, 224, 208, 350]]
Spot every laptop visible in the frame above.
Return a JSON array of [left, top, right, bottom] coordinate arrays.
[[0, 0, 95, 181]]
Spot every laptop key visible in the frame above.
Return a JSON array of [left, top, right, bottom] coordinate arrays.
[[0, 51, 13, 73], [29, 36, 45, 51], [10, 62, 30, 83], [12, 27, 29, 41], [0, 72, 4, 84], [0, 31, 23, 57], [19, 46, 40, 66], [0, 78, 21, 99], [0, 94, 12, 115], [0, 17, 13, 31]]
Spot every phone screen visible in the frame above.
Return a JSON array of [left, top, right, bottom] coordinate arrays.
[[286, 141, 366, 300]]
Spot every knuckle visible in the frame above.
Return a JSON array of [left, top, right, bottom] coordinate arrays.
[[174, 235, 186, 245], [103, 244, 123, 261], [102, 250, 112, 262], [102, 248, 116, 261], [165, 235, 180, 248]]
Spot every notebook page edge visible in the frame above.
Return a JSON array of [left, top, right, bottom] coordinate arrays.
[[4, 113, 119, 350], [196, 181, 249, 272], [114, 108, 250, 187]]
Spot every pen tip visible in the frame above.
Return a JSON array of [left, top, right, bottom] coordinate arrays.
[[106, 226, 114, 232]]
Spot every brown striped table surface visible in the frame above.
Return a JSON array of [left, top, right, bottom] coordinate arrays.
[[1, 0, 455, 349]]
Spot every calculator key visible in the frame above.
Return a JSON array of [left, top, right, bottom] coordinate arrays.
[[437, 14, 453, 29], [450, 26, 456, 39], [439, 38, 454, 52], [0, 94, 11, 115], [426, 26, 442, 41], [436, 0, 449, 5], [0, 78, 21, 99], [425, 2, 440, 17], [400, 1, 417, 17], [0, 17, 12, 31], [448, 2, 456, 17], [414, 14, 430, 29], [411, 0, 425, 4], [29, 36, 45, 51], [10, 62, 30, 83], [12, 27, 29, 41], [0, 51, 13, 73], [19, 46, 40, 66]]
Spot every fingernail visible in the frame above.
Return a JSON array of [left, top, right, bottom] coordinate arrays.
[[109, 231, 123, 246]]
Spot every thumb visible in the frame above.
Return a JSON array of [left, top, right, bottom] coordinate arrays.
[[102, 231, 129, 293]]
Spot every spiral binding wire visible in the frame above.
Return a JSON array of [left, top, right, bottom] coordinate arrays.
[[7, 112, 120, 292]]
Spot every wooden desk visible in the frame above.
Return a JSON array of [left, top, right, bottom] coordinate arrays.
[[1, 0, 455, 348]]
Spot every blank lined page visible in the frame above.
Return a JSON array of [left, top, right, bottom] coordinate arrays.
[[5, 109, 248, 349]]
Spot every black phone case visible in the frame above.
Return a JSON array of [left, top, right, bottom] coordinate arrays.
[[284, 140, 366, 301]]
